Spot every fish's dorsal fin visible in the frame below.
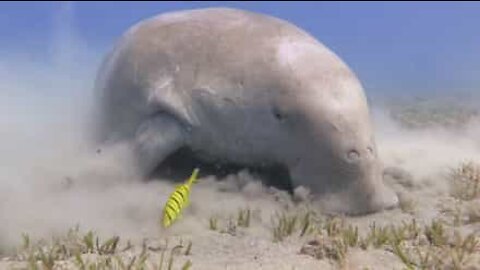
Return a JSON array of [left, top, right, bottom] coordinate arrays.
[[186, 168, 200, 186]]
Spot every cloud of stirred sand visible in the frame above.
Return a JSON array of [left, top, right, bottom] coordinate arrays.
[[1, 2, 479, 254], [0, 4, 287, 250]]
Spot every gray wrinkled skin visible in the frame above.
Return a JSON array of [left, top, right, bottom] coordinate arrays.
[[94, 7, 398, 214]]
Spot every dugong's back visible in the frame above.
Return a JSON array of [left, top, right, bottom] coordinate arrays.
[[94, 7, 352, 143]]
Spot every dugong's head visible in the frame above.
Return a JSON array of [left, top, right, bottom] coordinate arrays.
[[270, 37, 398, 215]]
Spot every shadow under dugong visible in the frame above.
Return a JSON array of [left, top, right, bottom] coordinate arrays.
[[93, 7, 399, 215]]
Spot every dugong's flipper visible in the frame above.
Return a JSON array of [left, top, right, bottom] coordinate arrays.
[[133, 113, 186, 178]]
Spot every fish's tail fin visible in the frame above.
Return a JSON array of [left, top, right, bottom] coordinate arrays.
[[187, 168, 200, 186]]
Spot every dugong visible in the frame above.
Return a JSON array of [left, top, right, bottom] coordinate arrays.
[[94, 7, 398, 214]]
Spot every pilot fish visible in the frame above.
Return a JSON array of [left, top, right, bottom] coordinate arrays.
[[162, 168, 200, 228]]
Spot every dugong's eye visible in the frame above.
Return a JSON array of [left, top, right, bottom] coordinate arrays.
[[272, 107, 286, 122]]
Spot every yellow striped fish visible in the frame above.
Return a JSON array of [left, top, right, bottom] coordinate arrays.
[[162, 168, 200, 228]]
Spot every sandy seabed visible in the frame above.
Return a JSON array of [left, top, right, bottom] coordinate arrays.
[[1, 83, 480, 270]]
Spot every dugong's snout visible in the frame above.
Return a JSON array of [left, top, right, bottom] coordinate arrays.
[[314, 173, 399, 215], [345, 147, 399, 214], [338, 146, 399, 214], [341, 161, 399, 215], [290, 140, 399, 215], [355, 174, 399, 214]]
